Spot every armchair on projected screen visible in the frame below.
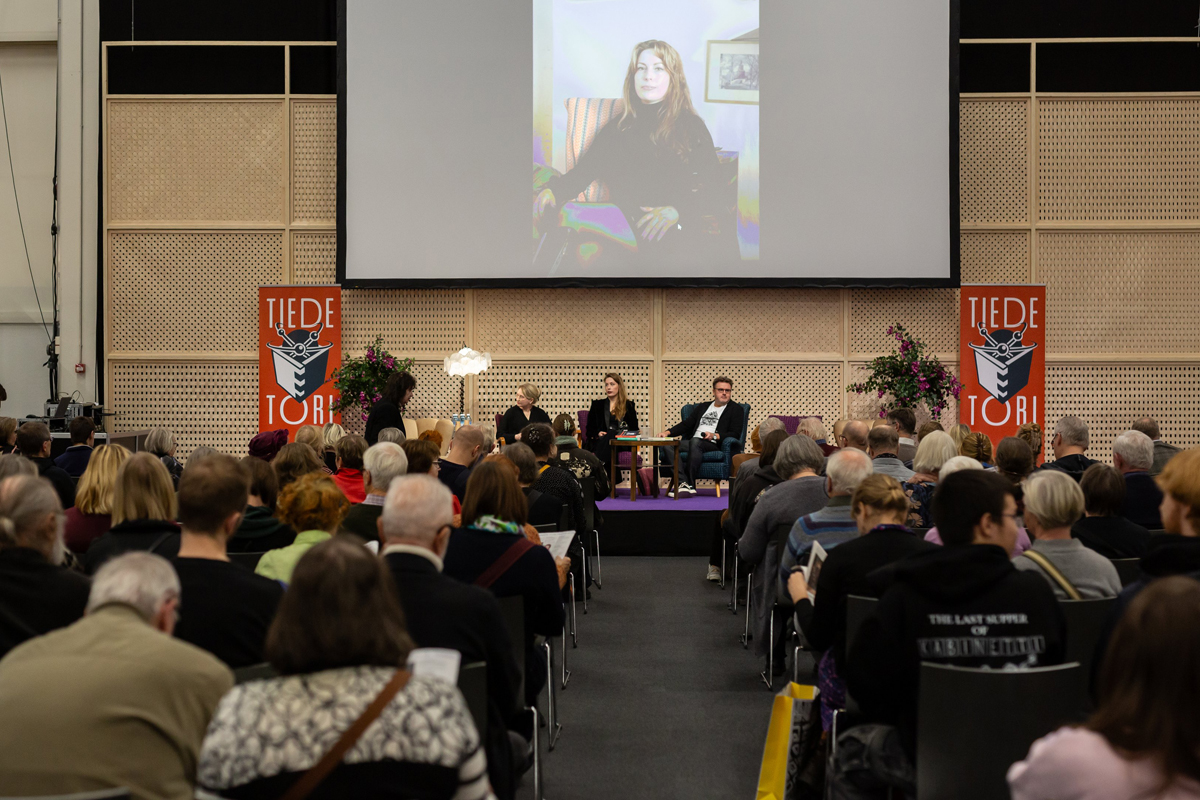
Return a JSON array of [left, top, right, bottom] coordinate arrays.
[[678, 402, 750, 497], [533, 97, 740, 272]]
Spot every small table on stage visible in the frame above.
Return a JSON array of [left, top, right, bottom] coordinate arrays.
[[609, 436, 681, 501]]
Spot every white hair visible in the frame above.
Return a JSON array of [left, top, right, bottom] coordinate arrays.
[[145, 427, 176, 456], [363, 442, 409, 492], [87, 551, 180, 621], [913, 431, 958, 475], [939, 455, 983, 480], [381, 474, 454, 545], [759, 417, 786, 437], [826, 448, 873, 494], [798, 417, 828, 441], [1055, 416, 1090, 449], [1112, 429, 1154, 471], [1024, 469, 1085, 530], [0, 475, 66, 564]]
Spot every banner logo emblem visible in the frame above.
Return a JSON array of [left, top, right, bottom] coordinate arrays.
[[968, 322, 1037, 403], [267, 322, 333, 403]]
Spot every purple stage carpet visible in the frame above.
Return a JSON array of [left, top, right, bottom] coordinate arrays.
[[597, 487, 728, 512], [597, 487, 727, 556]]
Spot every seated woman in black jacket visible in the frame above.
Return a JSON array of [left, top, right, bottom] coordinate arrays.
[[584, 372, 639, 481], [364, 371, 416, 446], [498, 383, 551, 445], [84, 452, 181, 574]]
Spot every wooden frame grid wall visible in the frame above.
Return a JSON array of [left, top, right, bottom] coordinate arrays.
[[103, 39, 1200, 460]]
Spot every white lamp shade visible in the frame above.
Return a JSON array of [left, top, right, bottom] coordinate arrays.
[[444, 347, 491, 377]]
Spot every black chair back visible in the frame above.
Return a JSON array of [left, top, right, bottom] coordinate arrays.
[[229, 551, 267, 570], [232, 662, 278, 684], [911, 527, 930, 539], [1110, 557, 1141, 587], [579, 476, 596, 531], [557, 502, 571, 532], [1060, 597, 1117, 681], [844, 594, 878, 653], [498, 595, 526, 703], [458, 661, 488, 741], [533, 523, 557, 534], [917, 662, 1086, 800]]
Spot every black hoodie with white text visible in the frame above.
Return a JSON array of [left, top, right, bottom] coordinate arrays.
[[845, 543, 1066, 758]]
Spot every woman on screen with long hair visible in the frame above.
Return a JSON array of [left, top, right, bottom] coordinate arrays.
[[534, 39, 728, 265]]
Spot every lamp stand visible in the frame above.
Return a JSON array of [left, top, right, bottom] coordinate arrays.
[[459, 376, 466, 415]]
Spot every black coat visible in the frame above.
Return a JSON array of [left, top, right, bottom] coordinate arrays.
[[668, 400, 745, 443], [53, 445, 93, 478], [1071, 515, 1151, 559], [386, 550, 524, 800], [170, 557, 283, 669], [84, 518, 181, 574], [0, 547, 90, 659], [1122, 472, 1164, 529], [584, 397, 639, 448], [364, 399, 405, 446], [29, 457, 76, 510], [498, 405, 551, 446]]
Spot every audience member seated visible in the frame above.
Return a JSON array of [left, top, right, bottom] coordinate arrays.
[[331, 433, 369, 504], [994, 435, 1035, 486], [787, 474, 936, 730], [959, 431, 994, 467], [922, 456, 1033, 556], [405, 437, 462, 516], [0, 415, 16, 454], [64, 443, 129, 554], [443, 460, 566, 708], [186, 446, 220, 468], [836, 471, 1065, 793], [84, 452, 181, 573], [521, 423, 584, 533], [949, 422, 972, 451], [440, 424, 485, 501], [1132, 416, 1181, 477], [0, 452, 35, 480], [715, 427, 789, 582], [738, 435, 829, 671], [734, 416, 787, 491], [499, 382, 551, 445], [364, 369, 416, 445], [322, 421, 346, 472], [1014, 470, 1121, 599], [0, 552, 232, 798], [1017, 421, 1044, 463], [272, 440, 326, 492], [781, 448, 875, 583], [54, 416, 96, 477], [916, 420, 943, 442], [293, 423, 328, 466], [381, 474, 526, 800], [1112, 429, 1164, 529], [551, 412, 610, 501], [246, 428, 288, 462], [798, 416, 837, 457], [0, 475, 90, 659], [146, 427, 184, 487], [198, 537, 493, 800], [421, 429, 446, 452], [835, 419, 870, 455], [171, 455, 284, 668], [505, 442, 567, 527], [340, 442, 408, 541], [901, 430, 958, 528], [14, 421, 75, 509], [377, 425, 406, 444], [1072, 463, 1151, 559], [886, 408, 918, 464], [1009, 576, 1200, 799], [868, 425, 914, 481], [1038, 415, 1098, 481], [229, 455, 297, 553], [256, 472, 349, 585]]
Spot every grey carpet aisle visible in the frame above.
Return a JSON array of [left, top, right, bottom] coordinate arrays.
[[518, 556, 775, 800]]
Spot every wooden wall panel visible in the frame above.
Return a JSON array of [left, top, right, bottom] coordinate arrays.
[[341, 290, 469, 357], [961, 231, 1030, 284], [849, 289, 960, 357], [663, 289, 842, 356], [292, 100, 336, 224], [476, 363, 653, 431], [475, 289, 654, 357], [960, 99, 1029, 224]]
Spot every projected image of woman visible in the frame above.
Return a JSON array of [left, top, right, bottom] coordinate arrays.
[[534, 40, 727, 265]]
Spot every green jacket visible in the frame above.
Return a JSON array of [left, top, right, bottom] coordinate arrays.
[[254, 530, 331, 584]]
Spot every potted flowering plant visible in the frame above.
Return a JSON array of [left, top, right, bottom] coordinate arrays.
[[330, 336, 414, 421], [847, 325, 961, 420]]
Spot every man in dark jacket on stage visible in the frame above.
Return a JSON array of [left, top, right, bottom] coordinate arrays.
[[834, 470, 1065, 795], [659, 376, 745, 498]]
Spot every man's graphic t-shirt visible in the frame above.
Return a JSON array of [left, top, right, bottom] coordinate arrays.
[[694, 402, 727, 439]]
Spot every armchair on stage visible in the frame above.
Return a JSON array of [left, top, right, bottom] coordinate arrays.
[[678, 402, 750, 497]]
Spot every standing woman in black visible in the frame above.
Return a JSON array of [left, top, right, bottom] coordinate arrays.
[[498, 383, 551, 445], [365, 371, 416, 446], [585, 373, 639, 481]]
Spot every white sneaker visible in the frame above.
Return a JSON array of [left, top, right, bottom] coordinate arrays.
[[706, 565, 722, 582], [679, 482, 697, 497]]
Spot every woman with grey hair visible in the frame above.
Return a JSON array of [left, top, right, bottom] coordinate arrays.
[[145, 428, 183, 487], [737, 434, 829, 675], [902, 430, 958, 528]]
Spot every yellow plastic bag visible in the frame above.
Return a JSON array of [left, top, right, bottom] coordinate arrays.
[[756, 682, 817, 800]]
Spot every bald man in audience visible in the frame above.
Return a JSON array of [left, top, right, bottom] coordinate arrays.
[[837, 420, 870, 454], [437, 424, 484, 501], [868, 426, 915, 482]]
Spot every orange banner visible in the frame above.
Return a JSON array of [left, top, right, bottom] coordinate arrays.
[[958, 284, 1046, 455], [259, 285, 341, 436]]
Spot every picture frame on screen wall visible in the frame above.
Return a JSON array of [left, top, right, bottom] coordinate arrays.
[[706, 40, 759, 105]]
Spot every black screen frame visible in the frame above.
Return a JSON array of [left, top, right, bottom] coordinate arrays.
[[335, 0, 961, 289]]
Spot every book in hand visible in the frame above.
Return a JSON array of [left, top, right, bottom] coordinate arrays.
[[802, 541, 827, 602], [538, 530, 575, 560]]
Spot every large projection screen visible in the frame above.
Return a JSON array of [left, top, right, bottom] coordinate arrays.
[[338, 0, 959, 287]]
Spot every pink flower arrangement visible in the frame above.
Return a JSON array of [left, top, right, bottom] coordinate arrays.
[[330, 335, 415, 417], [847, 324, 961, 420]]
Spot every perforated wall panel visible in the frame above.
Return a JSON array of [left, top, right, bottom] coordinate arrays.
[[109, 361, 259, 458], [662, 362, 843, 436], [960, 99, 1029, 224], [109, 231, 284, 353], [849, 289, 959, 357], [1039, 99, 1200, 222], [292, 231, 337, 284], [1046, 364, 1200, 461], [475, 289, 654, 356], [961, 231, 1030, 284], [342, 290, 468, 357], [663, 289, 842, 355], [292, 101, 336, 224], [846, 362, 960, 430], [107, 101, 285, 223], [1039, 231, 1200, 354], [476, 363, 653, 430]]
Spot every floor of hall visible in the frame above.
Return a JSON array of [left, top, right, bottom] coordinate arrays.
[[518, 556, 776, 800]]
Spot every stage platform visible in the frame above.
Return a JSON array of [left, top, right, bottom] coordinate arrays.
[[597, 487, 728, 557]]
